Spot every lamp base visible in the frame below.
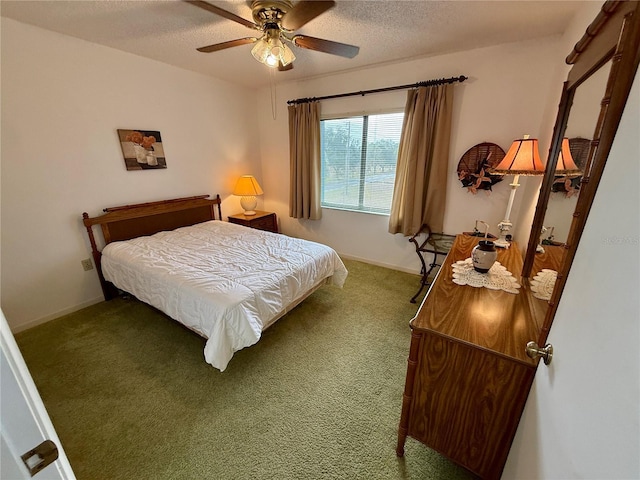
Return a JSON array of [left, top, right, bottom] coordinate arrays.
[[240, 196, 258, 216], [495, 220, 512, 249], [494, 238, 511, 249]]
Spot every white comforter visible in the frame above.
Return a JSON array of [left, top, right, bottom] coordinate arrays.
[[101, 220, 348, 371]]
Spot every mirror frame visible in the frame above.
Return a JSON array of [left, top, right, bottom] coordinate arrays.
[[523, 0, 640, 344]]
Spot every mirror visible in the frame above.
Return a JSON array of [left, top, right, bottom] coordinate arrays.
[[541, 63, 611, 249], [530, 59, 612, 283], [523, 0, 640, 341]]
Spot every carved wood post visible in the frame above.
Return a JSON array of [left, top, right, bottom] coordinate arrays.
[[396, 329, 422, 456]]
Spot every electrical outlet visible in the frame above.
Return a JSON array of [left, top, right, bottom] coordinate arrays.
[[81, 258, 93, 271]]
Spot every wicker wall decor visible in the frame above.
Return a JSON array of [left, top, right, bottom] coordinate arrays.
[[457, 142, 506, 194]]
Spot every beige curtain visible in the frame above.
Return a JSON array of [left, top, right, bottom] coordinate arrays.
[[388, 84, 453, 236], [289, 101, 322, 220]]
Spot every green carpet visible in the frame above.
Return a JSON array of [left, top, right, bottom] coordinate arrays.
[[16, 259, 473, 480]]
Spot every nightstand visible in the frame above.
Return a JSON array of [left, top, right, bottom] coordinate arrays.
[[228, 211, 278, 233]]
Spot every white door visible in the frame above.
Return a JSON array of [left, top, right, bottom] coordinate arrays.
[[503, 73, 639, 478], [1, 310, 75, 479]]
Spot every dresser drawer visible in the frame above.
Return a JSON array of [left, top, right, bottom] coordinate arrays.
[[250, 215, 277, 232], [228, 211, 278, 233]]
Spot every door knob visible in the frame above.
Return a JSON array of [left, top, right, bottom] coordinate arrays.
[[21, 439, 58, 476], [526, 341, 553, 365]]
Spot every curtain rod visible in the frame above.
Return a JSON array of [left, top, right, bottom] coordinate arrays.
[[286, 75, 467, 105]]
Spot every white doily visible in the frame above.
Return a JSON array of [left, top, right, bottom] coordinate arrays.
[[451, 258, 521, 294], [530, 269, 558, 301]]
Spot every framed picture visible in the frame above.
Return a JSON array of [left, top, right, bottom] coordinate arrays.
[[117, 129, 167, 171]]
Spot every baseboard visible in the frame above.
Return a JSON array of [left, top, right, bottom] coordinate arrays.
[[337, 253, 420, 275], [11, 296, 105, 334]]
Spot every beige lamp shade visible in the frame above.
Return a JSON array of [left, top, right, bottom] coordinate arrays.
[[491, 137, 545, 175], [233, 175, 264, 196], [555, 138, 582, 175], [233, 175, 263, 216]]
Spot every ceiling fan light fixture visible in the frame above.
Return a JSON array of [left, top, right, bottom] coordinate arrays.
[[279, 41, 296, 66], [251, 34, 295, 68], [266, 37, 284, 67], [251, 37, 271, 64], [190, 0, 354, 69], [265, 51, 280, 67]]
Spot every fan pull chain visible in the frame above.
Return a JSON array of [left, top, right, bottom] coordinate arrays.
[[269, 68, 277, 120]]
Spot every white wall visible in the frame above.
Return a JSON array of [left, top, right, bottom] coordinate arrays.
[[505, 1, 640, 477], [0, 18, 262, 331], [255, 37, 561, 272]]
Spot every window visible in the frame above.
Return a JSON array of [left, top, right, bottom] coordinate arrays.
[[320, 112, 404, 214]]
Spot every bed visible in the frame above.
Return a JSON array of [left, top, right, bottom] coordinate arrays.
[[82, 195, 348, 371]]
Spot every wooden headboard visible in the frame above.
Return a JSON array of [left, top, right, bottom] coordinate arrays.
[[82, 194, 222, 300]]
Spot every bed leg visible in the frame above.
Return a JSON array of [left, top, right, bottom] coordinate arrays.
[[102, 281, 119, 301]]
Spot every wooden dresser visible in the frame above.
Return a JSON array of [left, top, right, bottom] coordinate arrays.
[[531, 244, 565, 277], [396, 235, 546, 479]]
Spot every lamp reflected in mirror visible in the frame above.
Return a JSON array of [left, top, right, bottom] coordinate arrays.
[[551, 137, 584, 198], [538, 139, 584, 253], [555, 138, 582, 175]]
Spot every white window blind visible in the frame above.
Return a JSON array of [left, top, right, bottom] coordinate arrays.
[[320, 112, 404, 214]]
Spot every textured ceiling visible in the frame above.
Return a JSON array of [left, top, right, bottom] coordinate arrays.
[[1, 0, 585, 89]]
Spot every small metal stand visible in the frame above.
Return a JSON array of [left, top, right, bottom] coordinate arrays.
[[409, 225, 456, 303]]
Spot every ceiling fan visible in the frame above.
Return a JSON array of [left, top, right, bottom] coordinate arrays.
[[186, 0, 359, 71]]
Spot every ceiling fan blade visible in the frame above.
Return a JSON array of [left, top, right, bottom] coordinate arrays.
[[292, 35, 359, 58], [197, 37, 258, 53], [281, 1, 335, 31], [278, 62, 294, 72], [185, 0, 259, 30]]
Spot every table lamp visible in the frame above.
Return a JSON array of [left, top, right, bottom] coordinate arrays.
[[552, 137, 583, 198], [555, 138, 582, 175], [489, 135, 545, 248], [233, 175, 263, 216], [537, 138, 583, 252]]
